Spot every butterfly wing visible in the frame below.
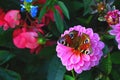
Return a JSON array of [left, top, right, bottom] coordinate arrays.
[[78, 33, 92, 55], [58, 30, 79, 48], [58, 31, 92, 55]]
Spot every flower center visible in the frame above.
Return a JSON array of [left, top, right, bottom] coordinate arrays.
[[71, 49, 82, 56]]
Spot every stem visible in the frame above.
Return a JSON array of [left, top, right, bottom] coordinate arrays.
[[71, 70, 76, 80]]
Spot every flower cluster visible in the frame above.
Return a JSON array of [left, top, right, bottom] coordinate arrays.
[[105, 10, 120, 49], [0, 0, 63, 54], [56, 25, 104, 73]]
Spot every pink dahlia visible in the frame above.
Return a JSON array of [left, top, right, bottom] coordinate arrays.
[[56, 25, 104, 74], [105, 10, 120, 26], [109, 23, 120, 49], [13, 28, 39, 49]]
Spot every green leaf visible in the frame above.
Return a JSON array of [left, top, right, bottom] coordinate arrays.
[[83, 0, 93, 15], [99, 53, 112, 75], [103, 45, 109, 55], [38, 0, 51, 21], [48, 23, 61, 37], [64, 75, 75, 80], [102, 34, 115, 40], [38, 5, 47, 21], [111, 51, 120, 64], [38, 45, 56, 58], [47, 55, 66, 80], [58, 1, 70, 19], [77, 71, 92, 80], [0, 50, 15, 65], [111, 69, 120, 80], [0, 67, 21, 80], [54, 8, 64, 33], [0, 28, 14, 47], [77, 15, 93, 24], [100, 76, 110, 80], [71, 1, 84, 11]]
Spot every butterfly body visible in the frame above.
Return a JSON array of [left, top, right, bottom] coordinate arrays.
[[58, 30, 92, 55]]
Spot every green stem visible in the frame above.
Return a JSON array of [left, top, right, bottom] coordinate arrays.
[[71, 70, 76, 80]]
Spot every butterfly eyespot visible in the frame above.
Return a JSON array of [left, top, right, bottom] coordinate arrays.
[[69, 32, 74, 39], [66, 43, 69, 47], [58, 38, 66, 45], [84, 38, 90, 44], [84, 49, 91, 55], [80, 50, 84, 53]]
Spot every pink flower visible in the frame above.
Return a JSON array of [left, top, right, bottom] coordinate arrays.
[[109, 23, 120, 49], [13, 28, 39, 49], [105, 10, 120, 26], [0, 9, 21, 30], [56, 25, 104, 74], [41, 5, 63, 25]]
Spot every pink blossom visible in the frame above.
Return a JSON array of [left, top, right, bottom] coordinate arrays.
[[56, 25, 104, 74], [105, 10, 120, 26], [109, 23, 120, 49], [13, 28, 39, 49], [0, 9, 21, 30]]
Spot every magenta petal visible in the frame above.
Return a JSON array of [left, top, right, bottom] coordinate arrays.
[[74, 63, 80, 70], [82, 54, 90, 61], [109, 30, 117, 35], [61, 52, 73, 66], [93, 33, 100, 41], [81, 61, 91, 70], [86, 28, 93, 37], [90, 56, 97, 61], [90, 61, 95, 67], [66, 65, 73, 71], [74, 68, 82, 74], [70, 54, 80, 64], [92, 48, 100, 55], [78, 59, 84, 66], [118, 44, 120, 49], [116, 34, 120, 41], [97, 41, 105, 49], [81, 64, 89, 70]]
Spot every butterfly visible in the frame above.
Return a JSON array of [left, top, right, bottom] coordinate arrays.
[[58, 30, 92, 55]]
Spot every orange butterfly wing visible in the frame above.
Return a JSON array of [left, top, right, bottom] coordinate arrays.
[[78, 33, 92, 54], [58, 31, 92, 55]]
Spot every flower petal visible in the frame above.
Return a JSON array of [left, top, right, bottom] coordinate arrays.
[[82, 54, 90, 61], [70, 54, 80, 64]]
